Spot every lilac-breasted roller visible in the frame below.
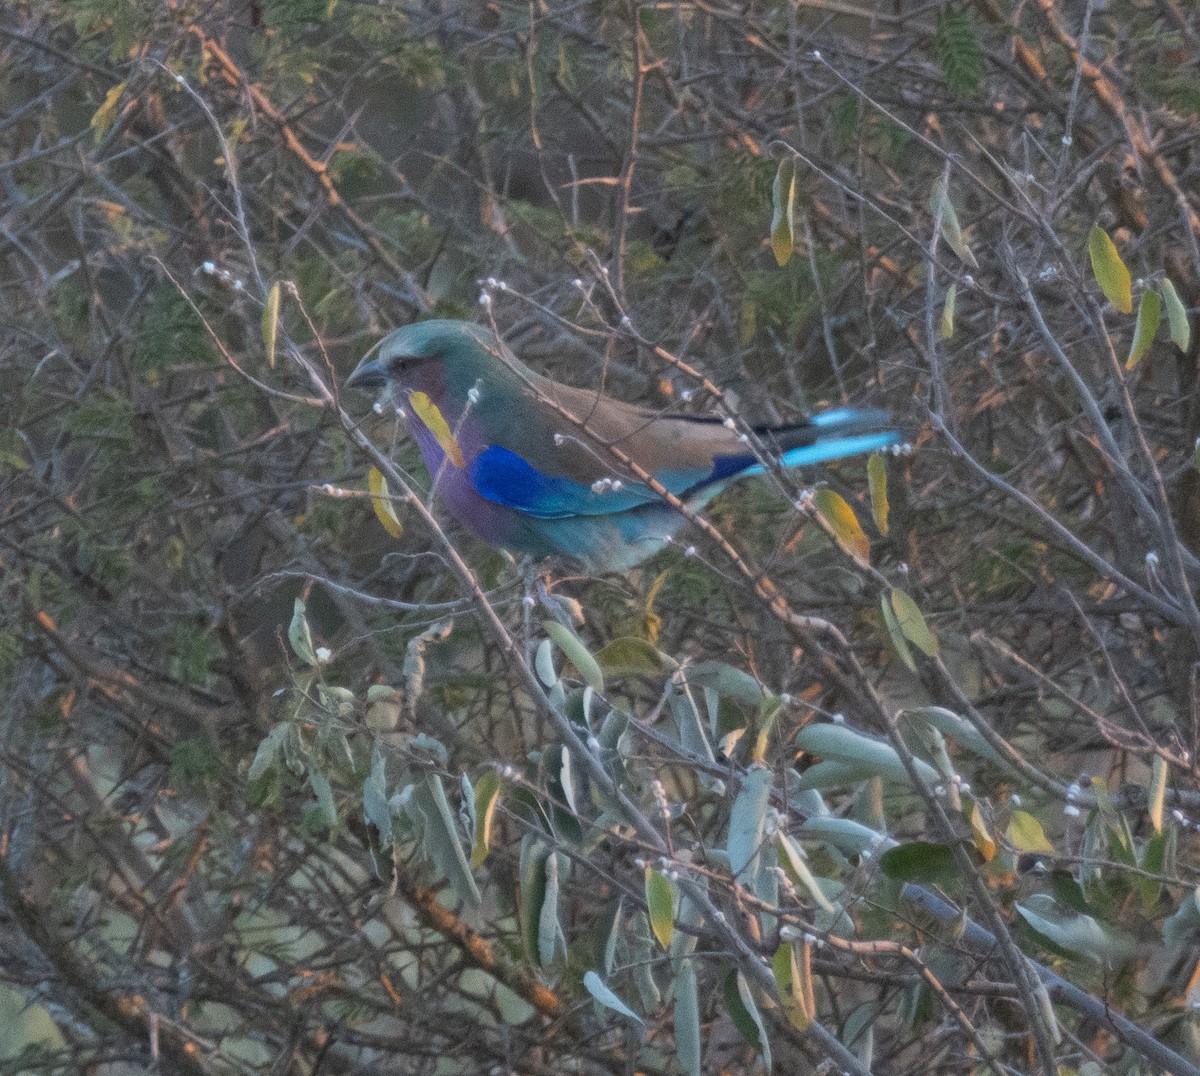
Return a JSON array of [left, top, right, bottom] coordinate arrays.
[[347, 320, 900, 572]]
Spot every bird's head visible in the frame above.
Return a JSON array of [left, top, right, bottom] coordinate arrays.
[[346, 319, 516, 401]]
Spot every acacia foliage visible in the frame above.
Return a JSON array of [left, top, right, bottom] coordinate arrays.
[[1, 1, 1199, 1073]]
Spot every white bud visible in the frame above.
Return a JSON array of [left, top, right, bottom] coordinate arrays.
[[1063, 803, 1081, 818], [619, 315, 632, 328], [610, 479, 623, 491], [202, 261, 216, 275], [831, 712, 845, 724], [722, 417, 736, 430], [680, 389, 693, 402], [315, 646, 331, 663], [1061, 134, 1072, 146], [684, 545, 697, 557], [478, 291, 491, 307], [811, 49, 821, 60], [467, 386, 481, 404], [486, 277, 498, 288], [1146, 551, 1159, 568], [572, 278, 584, 289], [553, 433, 564, 445]]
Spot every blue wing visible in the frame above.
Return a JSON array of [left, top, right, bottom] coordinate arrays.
[[467, 445, 708, 518]]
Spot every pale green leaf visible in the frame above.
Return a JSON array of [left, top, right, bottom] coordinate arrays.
[[728, 765, 773, 882], [1160, 278, 1191, 352], [940, 282, 957, 339], [544, 621, 604, 693], [645, 867, 675, 949], [794, 722, 939, 786], [288, 598, 318, 665], [583, 970, 644, 1026], [1008, 809, 1055, 855], [930, 179, 978, 268], [1148, 755, 1167, 835], [880, 593, 916, 672], [890, 588, 939, 657], [674, 960, 701, 1076]]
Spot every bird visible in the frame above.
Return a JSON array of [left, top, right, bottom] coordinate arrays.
[[347, 319, 900, 573]]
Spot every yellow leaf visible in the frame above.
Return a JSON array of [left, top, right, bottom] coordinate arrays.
[[643, 569, 669, 644], [90, 81, 126, 144], [367, 466, 405, 538], [1125, 289, 1161, 370], [930, 180, 978, 269], [1088, 225, 1132, 314], [813, 488, 870, 566], [771, 158, 796, 267], [262, 281, 281, 368], [867, 454, 889, 536], [409, 391, 465, 468], [969, 800, 996, 862]]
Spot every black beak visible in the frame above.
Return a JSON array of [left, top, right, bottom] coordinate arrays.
[[346, 358, 388, 390]]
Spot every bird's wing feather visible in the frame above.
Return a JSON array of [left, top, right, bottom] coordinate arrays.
[[467, 444, 713, 518]]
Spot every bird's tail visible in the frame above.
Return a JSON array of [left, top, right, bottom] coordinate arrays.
[[759, 407, 902, 471]]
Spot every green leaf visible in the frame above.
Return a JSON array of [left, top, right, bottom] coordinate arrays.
[[727, 765, 773, 882], [674, 960, 702, 1076], [90, 80, 126, 143], [880, 593, 917, 672], [262, 281, 281, 368], [1088, 225, 1132, 313], [867, 454, 889, 536], [1126, 288, 1161, 369], [880, 841, 959, 886], [308, 771, 337, 834], [813, 488, 870, 566], [544, 621, 604, 693], [772, 940, 813, 1031], [940, 282, 957, 339], [726, 970, 771, 1068], [471, 769, 502, 867], [583, 970, 644, 1026], [288, 598, 318, 666], [889, 588, 939, 657], [933, 11, 983, 98], [1008, 809, 1055, 855], [411, 774, 482, 908], [595, 636, 665, 674], [645, 867, 675, 949], [519, 842, 549, 964], [1160, 278, 1191, 352], [771, 157, 796, 266]]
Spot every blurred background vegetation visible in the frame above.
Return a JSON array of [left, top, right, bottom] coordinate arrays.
[[1, 0, 1199, 1072]]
